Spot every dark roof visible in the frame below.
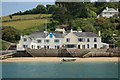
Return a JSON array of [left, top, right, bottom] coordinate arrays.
[[29, 31, 68, 38], [29, 31, 49, 38], [53, 32, 68, 38], [73, 32, 99, 37]]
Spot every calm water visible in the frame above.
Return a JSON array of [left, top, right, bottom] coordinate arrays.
[[2, 62, 118, 78]]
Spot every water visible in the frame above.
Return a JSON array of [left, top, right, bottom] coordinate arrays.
[[2, 62, 118, 78]]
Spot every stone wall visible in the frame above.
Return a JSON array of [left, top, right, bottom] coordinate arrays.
[[12, 48, 119, 57]]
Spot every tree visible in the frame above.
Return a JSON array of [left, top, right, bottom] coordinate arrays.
[[47, 5, 57, 14], [52, 7, 70, 24], [36, 4, 47, 14], [2, 26, 20, 43], [9, 15, 12, 19]]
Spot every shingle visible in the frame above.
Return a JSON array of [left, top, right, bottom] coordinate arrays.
[[73, 32, 99, 37]]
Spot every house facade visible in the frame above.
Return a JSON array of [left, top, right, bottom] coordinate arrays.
[[64, 31, 106, 49], [17, 30, 109, 50], [97, 7, 119, 18]]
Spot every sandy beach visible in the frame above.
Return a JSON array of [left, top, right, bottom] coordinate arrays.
[[0, 57, 119, 63]]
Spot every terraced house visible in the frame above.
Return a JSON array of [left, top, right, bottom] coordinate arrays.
[[17, 29, 109, 50]]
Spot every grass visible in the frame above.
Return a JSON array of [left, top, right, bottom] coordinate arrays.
[[0, 40, 11, 50], [2, 14, 52, 21], [2, 19, 49, 30], [2, 14, 52, 30]]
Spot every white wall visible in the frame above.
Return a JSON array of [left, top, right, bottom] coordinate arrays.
[[101, 12, 118, 18], [77, 37, 102, 49], [17, 35, 31, 50], [45, 33, 63, 49], [64, 32, 78, 45], [17, 32, 109, 50]]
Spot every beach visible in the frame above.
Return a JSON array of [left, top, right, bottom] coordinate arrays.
[[0, 57, 119, 62]]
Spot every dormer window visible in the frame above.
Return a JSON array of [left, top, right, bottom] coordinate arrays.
[[23, 38, 27, 41], [49, 33, 53, 38]]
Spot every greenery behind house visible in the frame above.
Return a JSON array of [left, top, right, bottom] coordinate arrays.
[[1, 2, 120, 50]]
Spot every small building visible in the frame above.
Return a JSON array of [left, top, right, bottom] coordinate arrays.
[[97, 7, 119, 18], [17, 30, 109, 50]]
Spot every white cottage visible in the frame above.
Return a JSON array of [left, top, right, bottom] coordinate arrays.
[[97, 7, 119, 18], [17, 30, 109, 50]]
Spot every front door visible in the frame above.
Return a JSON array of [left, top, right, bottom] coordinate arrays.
[[78, 45, 80, 49]]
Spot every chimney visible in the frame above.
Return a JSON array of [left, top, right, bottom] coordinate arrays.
[[98, 31, 101, 36], [71, 29, 73, 32], [106, 7, 108, 11], [117, 8, 118, 12], [20, 34, 23, 39]]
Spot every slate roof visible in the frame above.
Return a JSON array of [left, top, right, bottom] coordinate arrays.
[[29, 31, 68, 38], [102, 7, 118, 13], [53, 32, 68, 38], [73, 32, 100, 37], [28, 31, 99, 38], [29, 31, 49, 38]]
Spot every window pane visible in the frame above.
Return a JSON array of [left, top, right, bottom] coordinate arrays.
[[78, 38, 83, 42], [23, 38, 27, 41], [94, 38, 97, 42], [94, 44, 97, 48], [37, 40, 42, 43], [54, 39, 59, 43], [87, 44, 89, 48], [66, 38, 70, 42], [87, 38, 90, 42], [44, 39, 49, 43]]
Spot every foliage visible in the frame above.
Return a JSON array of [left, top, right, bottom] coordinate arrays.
[[72, 18, 97, 33], [52, 6, 71, 25], [47, 5, 57, 14], [0, 40, 11, 50], [12, 4, 55, 15], [2, 26, 20, 43], [9, 15, 12, 19], [2, 2, 120, 48]]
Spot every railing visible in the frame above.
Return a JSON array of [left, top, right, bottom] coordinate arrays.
[[0, 50, 17, 60]]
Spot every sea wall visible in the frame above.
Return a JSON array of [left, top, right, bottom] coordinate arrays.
[[12, 48, 120, 57]]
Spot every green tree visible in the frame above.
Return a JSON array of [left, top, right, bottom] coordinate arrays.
[[47, 5, 57, 14], [9, 15, 12, 19], [52, 7, 70, 24], [36, 4, 47, 14], [2, 26, 20, 43]]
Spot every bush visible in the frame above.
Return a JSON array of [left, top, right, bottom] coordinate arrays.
[[2, 26, 20, 43]]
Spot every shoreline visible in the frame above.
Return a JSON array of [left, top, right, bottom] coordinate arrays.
[[0, 57, 119, 63]]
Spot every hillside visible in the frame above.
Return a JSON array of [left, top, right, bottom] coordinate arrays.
[[2, 14, 52, 30], [0, 39, 11, 50], [1, 2, 120, 48]]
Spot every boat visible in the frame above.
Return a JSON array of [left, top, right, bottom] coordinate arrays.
[[62, 58, 76, 62]]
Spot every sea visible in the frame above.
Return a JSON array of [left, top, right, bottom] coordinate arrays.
[[1, 62, 119, 80]]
